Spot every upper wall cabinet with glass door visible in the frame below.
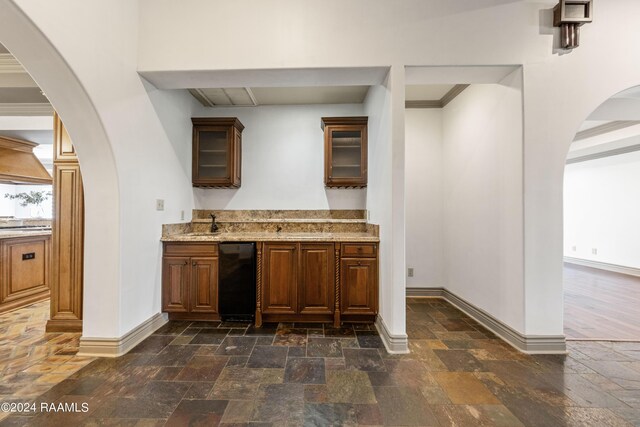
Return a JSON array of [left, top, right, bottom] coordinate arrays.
[[322, 117, 368, 188], [192, 117, 244, 188]]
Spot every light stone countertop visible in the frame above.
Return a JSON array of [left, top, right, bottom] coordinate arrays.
[[0, 230, 52, 240], [161, 231, 379, 243]]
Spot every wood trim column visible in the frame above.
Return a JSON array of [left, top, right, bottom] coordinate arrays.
[[46, 113, 84, 332], [255, 241, 263, 327], [333, 243, 341, 327]]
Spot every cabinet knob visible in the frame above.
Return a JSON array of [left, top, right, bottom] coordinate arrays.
[[192, 262, 196, 266], [184, 260, 188, 265]]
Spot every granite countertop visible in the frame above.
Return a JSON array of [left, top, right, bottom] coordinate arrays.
[[161, 231, 379, 243], [0, 230, 52, 240]]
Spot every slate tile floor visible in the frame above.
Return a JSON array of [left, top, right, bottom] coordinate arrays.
[[2, 298, 640, 425]]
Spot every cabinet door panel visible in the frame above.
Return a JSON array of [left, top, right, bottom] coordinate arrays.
[[263, 243, 297, 314], [299, 244, 334, 315], [191, 257, 219, 313], [341, 258, 377, 315], [162, 257, 190, 312]]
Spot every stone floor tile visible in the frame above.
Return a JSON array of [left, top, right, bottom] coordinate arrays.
[[307, 338, 343, 358], [373, 386, 440, 426], [215, 337, 257, 356], [303, 403, 357, 427], [326, 370, 376, 404], [342, 348, 385, 372], [284, 357, 325, 384], [434, 371, 501, 404], [433, 349, 485, 372], [432, 404, 525, 427], [247, 346, 288, 369], [355, 331, 384, 349], [190, 328, 231, 345], [165, 399, 228, 426]]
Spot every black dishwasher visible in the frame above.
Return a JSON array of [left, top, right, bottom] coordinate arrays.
[[218, 242, 256, 322]]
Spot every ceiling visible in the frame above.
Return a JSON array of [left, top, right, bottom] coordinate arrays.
[[0, 43, 53, 115], [190, 85, 370, 107]]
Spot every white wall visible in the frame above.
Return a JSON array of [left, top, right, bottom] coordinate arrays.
[[442, 71, 525, 331], [192, 103, 366, 210], [405, 109, 443, 288], [564, 151, 640, 269]]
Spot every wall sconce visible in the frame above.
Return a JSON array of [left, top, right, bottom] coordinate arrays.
[[553, 0, 593, 49]]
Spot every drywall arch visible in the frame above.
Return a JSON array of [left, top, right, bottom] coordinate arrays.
[[0, 1, 121, 337]]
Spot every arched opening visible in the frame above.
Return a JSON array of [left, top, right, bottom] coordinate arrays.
[[0, 0, 121, 379], [563, 85, 640, 341]]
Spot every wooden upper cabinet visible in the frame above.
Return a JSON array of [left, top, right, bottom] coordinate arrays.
[[192, 117, 244, 188], [298, 243, 335, 315], [263, 243, 298, 314], [322, 117, 368, 188]]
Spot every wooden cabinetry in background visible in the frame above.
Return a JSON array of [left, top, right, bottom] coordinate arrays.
[[192, 117, 244, 188], [47, 113, 84, 333], [0, 235, 50, 314], [162, 242, 219, 320]]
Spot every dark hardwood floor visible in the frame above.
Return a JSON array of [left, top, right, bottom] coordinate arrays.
[[564, 263, 640, 340]]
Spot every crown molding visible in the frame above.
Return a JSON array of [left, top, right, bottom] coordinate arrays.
[[0, 53, 26, 74], [566, 143, 640, 164], [405, 84, 469, 109], [573, 120, 640, 142], [0, 103, 53, 116]]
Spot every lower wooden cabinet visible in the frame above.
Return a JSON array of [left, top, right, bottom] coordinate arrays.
[[0, 235, 51, 314], [162, 243, 219, 320], [258, 241, 376, 325], [261, 242, 336, 318], [341, 258, 377, 316]]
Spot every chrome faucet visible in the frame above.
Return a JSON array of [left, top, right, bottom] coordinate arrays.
[[210, 213, 219, 233]]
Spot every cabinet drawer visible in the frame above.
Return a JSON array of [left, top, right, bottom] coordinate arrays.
[[341, 243, 376, 258], [164, 242, 218, 257]]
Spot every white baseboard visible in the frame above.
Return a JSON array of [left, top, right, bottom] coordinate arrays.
[[78, 312, 168, 358], [407, 287, 566, 354], [564, 257, 640, 278], [375, 316, 409, 354]]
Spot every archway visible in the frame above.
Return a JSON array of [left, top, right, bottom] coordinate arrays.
[[0, 1, 121, 338], [563, 86, 640, 341]]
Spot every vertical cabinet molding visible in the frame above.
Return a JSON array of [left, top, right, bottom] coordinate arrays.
[[192, 117, 244, 188], [46, 113, 84, 333]]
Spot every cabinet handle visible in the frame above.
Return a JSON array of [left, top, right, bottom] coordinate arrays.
[[184, 260, 188, 265], [192, 262, 196, 266]]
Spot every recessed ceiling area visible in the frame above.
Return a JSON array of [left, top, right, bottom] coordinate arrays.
[[189, 85, 370, 107], [405, 84, 455, 101]]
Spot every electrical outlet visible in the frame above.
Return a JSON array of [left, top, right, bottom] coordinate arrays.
[[592, 248, 598, 255], [156, 199, 164, 211], [180, 210, 185, 220], [572, 246, 576, 252], [367, 210, 371, 221], [408, 268, 414, 278]]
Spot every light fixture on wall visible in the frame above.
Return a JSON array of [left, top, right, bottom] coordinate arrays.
[[553, 0, 593, 49]]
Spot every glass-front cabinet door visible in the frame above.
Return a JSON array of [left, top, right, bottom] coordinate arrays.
[[192, 118, 244, 188], [322, 117, 368, 188]]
